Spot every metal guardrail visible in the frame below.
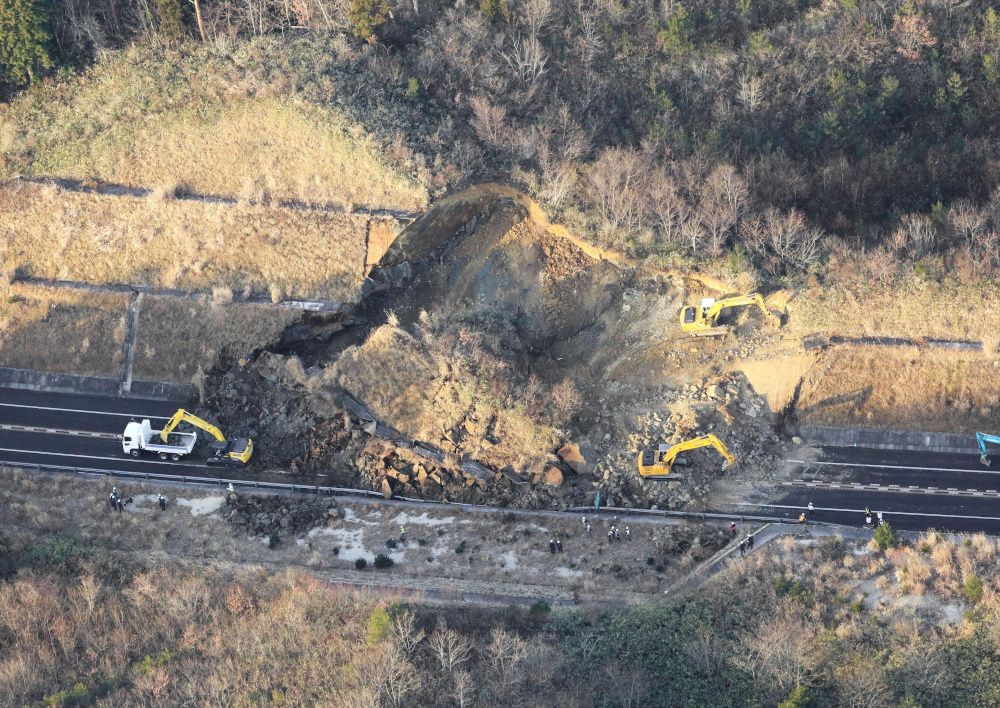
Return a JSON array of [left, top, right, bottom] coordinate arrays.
[[0, 456, 824, 526], [0, 458, 385, 499]]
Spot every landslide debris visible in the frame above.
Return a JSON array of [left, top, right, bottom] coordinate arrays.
[[220, 493, 340, 537], [204, 187, 784, 514]]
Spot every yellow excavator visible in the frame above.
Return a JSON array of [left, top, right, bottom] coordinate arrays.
[[161, 409, 254, 467], [680, 294, 779, 336], [638, 434, 735, 477]]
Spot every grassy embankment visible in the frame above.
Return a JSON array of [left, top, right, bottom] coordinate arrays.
[[0, 40, 429, 379], [781, 275, 1000, 432]]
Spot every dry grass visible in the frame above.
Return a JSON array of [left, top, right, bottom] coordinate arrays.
[[0, 181, 379, 301], [789, 273, 1000, 342], [0, 41, 427, 211], [795, 347, 1000, 432], [0, 283, 127, 377], [132, 297, 299, 383]]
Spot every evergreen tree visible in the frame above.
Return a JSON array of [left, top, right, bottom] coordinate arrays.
[[154, 0, 185, 38], [349, 0, 390, 41], [481, 0, 509, 23], [0, 0, 53, 85]]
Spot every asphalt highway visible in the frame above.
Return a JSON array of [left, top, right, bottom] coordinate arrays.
[[7, 387, 1000, 534], [748, 446, 1000, 534], [0, 388, 273, 482]]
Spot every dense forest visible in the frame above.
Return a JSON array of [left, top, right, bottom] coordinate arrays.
[[5, 0, 1000, 280]]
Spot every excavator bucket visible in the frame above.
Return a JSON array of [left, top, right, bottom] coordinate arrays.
[[721, 459, 731, 471], [982, 455, 992, 467]]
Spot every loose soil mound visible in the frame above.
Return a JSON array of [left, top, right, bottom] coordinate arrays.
[[737, 355, 815, 414]]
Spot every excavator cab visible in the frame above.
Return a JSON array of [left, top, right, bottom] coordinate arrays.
[[208, 438, 253, 467]]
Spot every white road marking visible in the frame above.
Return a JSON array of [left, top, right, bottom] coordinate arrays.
[[0, 446, 207, 468], [781, 480, 1000, 499], [0, 423, 120, 440], [736, 502, 1000, 522], [0, 402, 168, 419], [789, 459, 999, 474]]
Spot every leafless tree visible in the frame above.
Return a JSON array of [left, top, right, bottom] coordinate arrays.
[[502, 34, 548, 89], [604, 663, 648, 708], [363, 644, 420, 708], [390, 610, 425, 659], [892, 213, 937, 257], [586, 147, 647, 233], [737, 73, 764, 112], [487, 627, 527, 696], [452, 670, 475, 708], [428, 621, 472, 673], [834, 659, 891, 708], [948, 199, 986, 248], [734, 612, 817, 697], [521, 0, 551, 39], [647, 170, 687, 244], [469, 96, 508, 149], [686, 628, 725, 677]]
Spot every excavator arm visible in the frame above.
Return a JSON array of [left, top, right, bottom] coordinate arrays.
[[976, 432, 1000, 466], [638, 434, 735, 477], [161, 409, 227, 444], [680, 293, 780, 334], [704, 294, 777, 325]]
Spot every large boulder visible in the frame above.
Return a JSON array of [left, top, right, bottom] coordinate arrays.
[[558, 442, 596, 474], [543, 466, 564, 487]]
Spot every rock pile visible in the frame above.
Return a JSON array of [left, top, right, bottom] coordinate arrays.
[[220, 493, 340, 536]]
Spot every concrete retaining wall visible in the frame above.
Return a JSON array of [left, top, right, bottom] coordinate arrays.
[[799, 424, 981, 455], [0, 366, 195, 402]]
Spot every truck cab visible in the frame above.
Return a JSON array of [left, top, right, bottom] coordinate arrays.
[[122, 419, 196, 460]]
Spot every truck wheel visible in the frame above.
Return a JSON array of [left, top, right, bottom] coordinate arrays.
[[159, 452, 168, 460], [131, 450, 140, 458], [171, 454, 180, 461]]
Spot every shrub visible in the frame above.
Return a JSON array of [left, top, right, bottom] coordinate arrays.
[[385, 538, 397, 549], [873, 523, 899, 552], [268, 534, 280, 549], [530, 600, 551, 614], [0, 0, 54, 85], [417, 538, 428, 547], [850, 600, 864, 613], [27, 534, 92, 570], [355, 558, 368, 570], [332, 547, 340, 556], [374, 554, 394, 569], [366, 607, 391, 643], [349, 0, 390, 40], [153, 0, 184, 38], [778, 685, 814, 708], [646, 557, 655, 566], [965, 574, 983, 603], [455, 540, 467, 554]]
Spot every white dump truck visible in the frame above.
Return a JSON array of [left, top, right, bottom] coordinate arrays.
[[122, 419, 197, 461]]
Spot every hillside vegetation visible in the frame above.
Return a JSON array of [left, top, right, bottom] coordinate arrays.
[[0, 40, 427, 210], [0, 181, 379, 300], [7, 515, 1000, 707]]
